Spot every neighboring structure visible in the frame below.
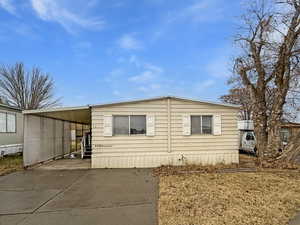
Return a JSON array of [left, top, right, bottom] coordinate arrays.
[[237, 120, 300, 153], [280, 122, 300, 143], [23, 96, 240, 168], [0, 104, 23, 156]]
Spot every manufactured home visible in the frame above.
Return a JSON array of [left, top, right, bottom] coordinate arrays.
[[23, 96, 240, 168], [0, 104, 23, 156]]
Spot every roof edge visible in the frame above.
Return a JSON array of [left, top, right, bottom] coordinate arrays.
[[0, 103, 22, 111], [91, 96, 240, 109], [23, 105, 90, 114]]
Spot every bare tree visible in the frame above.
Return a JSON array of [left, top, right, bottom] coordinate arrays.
[[221, 85, 300, 121], [220, 88, 253, 120], [232, 0, 300, 162], [0, 62, 60, 110]]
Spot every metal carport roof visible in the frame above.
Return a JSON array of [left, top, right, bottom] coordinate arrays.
[[23, 106, 91, 124]]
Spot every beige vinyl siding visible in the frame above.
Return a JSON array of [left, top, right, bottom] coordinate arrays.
[[91, 98, 239, 168], [91, 99, 169, 156], [0, 106, 23, 146], [170, 99, 239, 153]]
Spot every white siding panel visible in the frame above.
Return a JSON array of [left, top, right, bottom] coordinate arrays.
[[92, 99, 169, 160], [91, 98, 239, 168]]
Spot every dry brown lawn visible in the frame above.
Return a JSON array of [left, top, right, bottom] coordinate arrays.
[[159, 171, 300, 225], [0, 155, 23, 176]]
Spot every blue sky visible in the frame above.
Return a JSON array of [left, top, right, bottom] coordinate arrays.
[[0, 0, 242, 106]]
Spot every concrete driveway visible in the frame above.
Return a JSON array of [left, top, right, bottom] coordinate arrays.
[[0, 168, 158, 225]]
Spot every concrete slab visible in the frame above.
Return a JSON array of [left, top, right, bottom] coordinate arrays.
[[0, 170, 86, 191], [0, 214, 28, 225], [19, 204, 156, 225], [39, 169, 157, 211], [0, 189, 60, 215], [36, 159, 91, 170], [0, 168, 158, 225]]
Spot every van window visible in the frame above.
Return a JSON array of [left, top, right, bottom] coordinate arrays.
[[246, 133, 254, 141]]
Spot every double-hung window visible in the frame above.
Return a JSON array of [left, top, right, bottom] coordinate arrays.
[[0, 112, 16, 133], [191, 115, 213, 135], [113, 115, 146, 135]]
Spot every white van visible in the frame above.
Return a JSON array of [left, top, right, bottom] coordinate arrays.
[[239, 130, 256, 154], [238, 121, 256, 154]]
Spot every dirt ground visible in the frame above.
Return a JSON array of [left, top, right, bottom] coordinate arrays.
[[159, 170, 300, 225], [0, 154, 23, 176]]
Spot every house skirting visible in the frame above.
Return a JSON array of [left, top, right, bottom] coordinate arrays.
[[91, 150, 239, 168], [0, 144, 23, 157]]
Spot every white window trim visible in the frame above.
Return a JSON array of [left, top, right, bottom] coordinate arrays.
[[191, 115, 213, 135], [113, 115, 146, 136]]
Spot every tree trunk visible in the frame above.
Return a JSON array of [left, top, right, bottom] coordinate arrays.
[[266, 121, 282, 158], [266, 91, 286, 158], [252, 99, 268, 165]]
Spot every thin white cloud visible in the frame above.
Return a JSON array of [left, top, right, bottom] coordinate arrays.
[[153, 0, 224, 40], [113, 90, 121, 96], [128, 57, 163, 83], [30, 0, 105, 33], [129, 55, 141, 67], [167, 0, 224, 24], [138, 83, 161, 93], [195, 79, 216, 90], [118, 34, 142, 50], [129, 70, 156, 82], [0, 0, 16, 14]]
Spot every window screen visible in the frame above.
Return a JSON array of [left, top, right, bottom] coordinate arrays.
[[191, 116, 201, 134], [0, 112, 5, 132], [113, 115, 146, 135], [130, 115, 146, 134], [113, 116, 129, 135], [202, 116, 212, 134], [7, 113, 16, 133], [191, 115, 213, 135]]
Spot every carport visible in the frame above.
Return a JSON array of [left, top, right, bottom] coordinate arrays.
[[23, 106, 91, 167]]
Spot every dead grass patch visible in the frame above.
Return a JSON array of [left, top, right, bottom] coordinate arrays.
[[159, 171, 300, 225], [0, 154, 23, 176]]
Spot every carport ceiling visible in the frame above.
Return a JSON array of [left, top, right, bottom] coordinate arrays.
[[23, 106, 91, 124]]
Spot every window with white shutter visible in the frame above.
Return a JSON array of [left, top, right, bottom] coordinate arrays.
[[146, 115, 155, 136], [103, 115, 113, 136], [182, 114, 191, 135], [213, 114, 222, 135]]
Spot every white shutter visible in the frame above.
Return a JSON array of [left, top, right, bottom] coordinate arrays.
[[146, 115, 155, 136], [213, 114, 222, 135], [103, 115, 113, 137], [182, 114, 191, 136]]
